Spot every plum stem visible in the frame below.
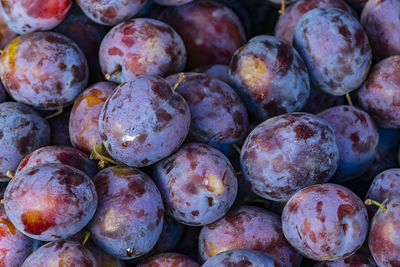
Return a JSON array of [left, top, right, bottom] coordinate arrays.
[[6, 171, 14, 179], [279, 0, 286, 14], [172, 73, 185, 91], [81, 231, 91, 247], [90, 143, 119, 169], [105, 65, 122, 81], [232, 143, 242, 154], [235, 171, 243, 176], [345, 93, 353, 106], [365, 199, 387, 212], [45, 108, 63, 120], [126, 247, 134, 257]]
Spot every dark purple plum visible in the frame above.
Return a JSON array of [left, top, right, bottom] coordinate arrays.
[[153, 143, 237, 226], [53, 3, 109, 83], [21, 240, 96, 266], [159, 1, 246, 69], [198, 205, 302, 265], [48, 106, 72, 147], [166, 73, 248, 153], [76, 0, 147, 26], [88, 166, 164, 259], [0, 83, 8, 104], [229, 35, 310, 121], [0, 0, 72, 34], [314, 252, 377, 266], [192, 64, 231, 86], [137, 252, 200, 267], [293, 8, 371, 96], [154, 0, 194, 5], [15, 146, 97, 178], [357, 56, 400, 128], [301, 87, 345, 114], [361, 0, 400, 61], [282, 183, 369, 261], [70, 82, 117, 155], [4, 163, 97, 241], [0, 12, 17, 49], [274, 0, 356, 45], [368, 196, 400, 266], [0, 32, 89, 110], [202, 249, 284, 267], [241, 112, 339, 201], [98, 75, 190, 167], [318, 105, 378, 181], [0, 102, 50, 180], [99, 18, 186, 84]]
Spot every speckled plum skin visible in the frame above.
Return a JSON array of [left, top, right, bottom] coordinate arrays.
[[202, 249, 284, 267], [154, 0, 194, 6], [0, 32, 89, 110], [314, 253, 377, 267], [282, 183, 369, 261], [159, 1, 246, 69], [70, 82, 117, 155], [294, 8, 371, 96], [274, 0, 356, 45], [302, 87, 345, 114], [0, 0, 72, 34], [76, 0, 147, 26], [4, 163, 97, 241], [369, 196, 400, 266], [138, 253, 200, 267], [48, 106, 72, 146], [229, 35, 310, 122], [88, 166, 164, 260], [99, 75, 190, 167], [0, 13, 17, 49], [318, 105, 378, 182], [357, 56, 400, 128], [153, 143, 237, 226], [361, 0, 400, 61], [21, 240, 96, 267], [99, 18, 186, 84], [15, 146, 98, 178], [241, 112, 339, 201], [166, 73, 248, 152], [198, 206, 302, 266], [0, 102, 50, 180]]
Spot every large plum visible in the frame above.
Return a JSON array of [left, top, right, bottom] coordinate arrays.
[[294, 8, 371, 96]]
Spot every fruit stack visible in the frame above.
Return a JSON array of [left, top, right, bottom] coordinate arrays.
[[0, 0, 398, 266]]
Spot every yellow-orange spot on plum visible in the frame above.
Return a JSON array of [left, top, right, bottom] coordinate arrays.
[[85, 89, 108, 107], [21, 209, 56, 235], [205, 174, 224, 196], [111, 166, 138, 176], [6, 38, 20, 69], [238, 56, 269, 92], [208, 241, 218, 257], [0, 217, 16, 235]]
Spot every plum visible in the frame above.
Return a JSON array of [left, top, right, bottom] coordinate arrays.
[[0, 32, 89, 110], [70, 82, 117, 155], [198, 205, 302, 265], [153, 143, 237, 226], [241, 112, 339, 201], [137, 253, 200, 267], [282, 183, 369, 261], [229, 35, 310, 121], [0, 12, 17, 49], [159, 0, 246, 69], [99, 18, 186, 84], [4, 163, 97, 241], [314, 252, 377, 266], [294, 8, 371, 96], [302, 87, 345, 114]]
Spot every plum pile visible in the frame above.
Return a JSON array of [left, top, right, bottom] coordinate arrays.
[[1, 0, 400, 266]]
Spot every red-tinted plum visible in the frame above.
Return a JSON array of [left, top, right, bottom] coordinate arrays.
[[274, 0, 356, 45], [153, 143, 237, 226], [137, 252, 200, 267], [88, 166, 164, 259], [166, 73, 248, 153], [318, 105, 378, 181], [21, 240, 96, 266], [48, 106, 72, 147], [198, 205, 302, 265], [294, 8, 371, 96], [357, 56, 400, 128], [99, 18, 186, 84], [229, 35, 310, 121], [0, 32, 89, 110], [361, 0, 400, 61], [368, 196, 400, 266], [159, 1, 246, 69], [98, 75, 190, 167], [76, 0, 147, 26], [0, 102, 50, 180], [70, 82, 116, 155], [154, 0, 194, 5], [15, 146, 97, 178], [4, 163, 97, 241], [282, 183, 369, 261], [202, 249, 284, 267], [0, 13, 17, 49], [0, 0, 72, 34], [302, 87, 345, 114], [314, 253, 377, 266], [241, 113, 339, 201]]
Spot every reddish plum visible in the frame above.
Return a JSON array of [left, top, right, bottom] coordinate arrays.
[[137, 252, 200, 267], [314, 252, 377, 266]]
